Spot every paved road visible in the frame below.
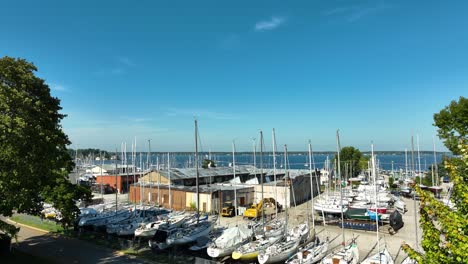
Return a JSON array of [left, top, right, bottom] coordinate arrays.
[[9, 220, 146, 264]]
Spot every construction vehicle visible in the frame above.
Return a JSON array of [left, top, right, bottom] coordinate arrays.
[[221, 202, 236, 217], [243, 198, 281, 219]]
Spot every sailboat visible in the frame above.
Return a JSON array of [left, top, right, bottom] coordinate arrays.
[[321, 240, 359, 264], [134, 211, 187, 238], [285, 142, 329, 264], [164, 120, 214, 247], [232, 130, 284, 261], [361, 247, 393, 264], [257, 145, 307, 264], [321, 130, 360, 264], [360, 143, 394, 264], [206, 225, 253, 258]]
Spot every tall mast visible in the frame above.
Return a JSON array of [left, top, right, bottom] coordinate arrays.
[[272, 128, 278, 219], [411, 135, 419, 248], [433, 136, 439, 186], [405, 148, 408, 181], [157, 155, 160, 205], [411, 136, 416, 178], [115, 148, 118, 214], [260, 130, 265, 227], [371, 143, 380, 254], [100, 151, 103, 200], [74, 147, 78, 172], [232, 140, 237, 216], [195, 120, 200, 222], [308, 141, 315, 230], [133, 137, 137, 211], [140, 152, 143, 207], [253, 138, 257, 180], [125, 142, 129, 202], [148, 139, 151, 205], [168, 152, 172, 210], [284, 144, 289, 233], [336, 129, 345, 246], [416, 134, 422, 184]]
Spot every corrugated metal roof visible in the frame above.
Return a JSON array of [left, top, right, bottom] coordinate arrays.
[[158, 165, 256, 180], [134, 182, 253, 193]]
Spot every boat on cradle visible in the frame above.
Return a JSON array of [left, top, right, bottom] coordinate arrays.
[[231, 234, 283, 261], [166, 219, 214, 246], [107, 214, 153, 235], [285, 237, 329, 264], [321, 240, 359, 264], [262, 218, 286, 238], [360, 247, 394, 264], [189, 226, 225, 251], [393, 198, 407, 213], [257, 221, 310, 264], [345, 208, 371, 221], [116, 215, 157, 236], [148, 225, 183, 250], [258, 235, 301, 264], [314, 200, 348, 214], [188, 236, 211, 251], [206, 225, 252, 258], [78, 209, 130, 227], [78, 210, 133, 229], [134, 212, 188, 238]]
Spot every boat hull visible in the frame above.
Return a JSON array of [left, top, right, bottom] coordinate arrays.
[[232, 250, 259, 260]]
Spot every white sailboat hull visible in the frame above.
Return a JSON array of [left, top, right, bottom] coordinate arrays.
[[258, 238, 300, 264], [321, 243, 359, 264], [360, 247, 394, 264], [286, 240, 329, 264], [166, 221, 213, 246]]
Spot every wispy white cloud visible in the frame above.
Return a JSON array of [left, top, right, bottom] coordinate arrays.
[[324, 2, 389, 23], [254, 16, 286, 31], [165, 108, 239, 120], [323, 7, 351, 16], [49, 83, 68, 92]]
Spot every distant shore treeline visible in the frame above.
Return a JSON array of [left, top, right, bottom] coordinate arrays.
[[68, 149, 111, 159], [68, 149, 450, 156]]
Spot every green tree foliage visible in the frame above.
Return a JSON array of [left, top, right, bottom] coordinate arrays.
[[403, 98, 468, 263], [334, 146, 364, 177], [202, 159, 216, 169], [0, 57, 90, 235], [388, 176, 396, 189], [433, 96, 468, 155], [67, 148, 111, 160]]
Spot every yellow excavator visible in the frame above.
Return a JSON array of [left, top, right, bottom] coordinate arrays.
[[243, 197, 280, 219], [221, 201, 236, 217]]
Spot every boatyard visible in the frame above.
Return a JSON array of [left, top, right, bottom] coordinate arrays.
[[61, 163, 427, 264], [2, 2, 467, 263]]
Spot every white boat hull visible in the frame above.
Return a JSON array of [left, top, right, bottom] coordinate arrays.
[[166, 222, 213, 246]]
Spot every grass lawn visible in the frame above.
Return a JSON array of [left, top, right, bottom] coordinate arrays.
[[10, 214, 64, 233]]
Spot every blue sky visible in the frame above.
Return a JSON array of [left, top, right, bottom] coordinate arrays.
[[2, 0, 466, 152]]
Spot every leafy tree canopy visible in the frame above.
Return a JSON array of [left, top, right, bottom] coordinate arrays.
[[404, 98, 468, 263], [334, 146, 364, 177], [433, 96, 468, 155], [0, 57, 90, 235], [202, 159, 216, 169]]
